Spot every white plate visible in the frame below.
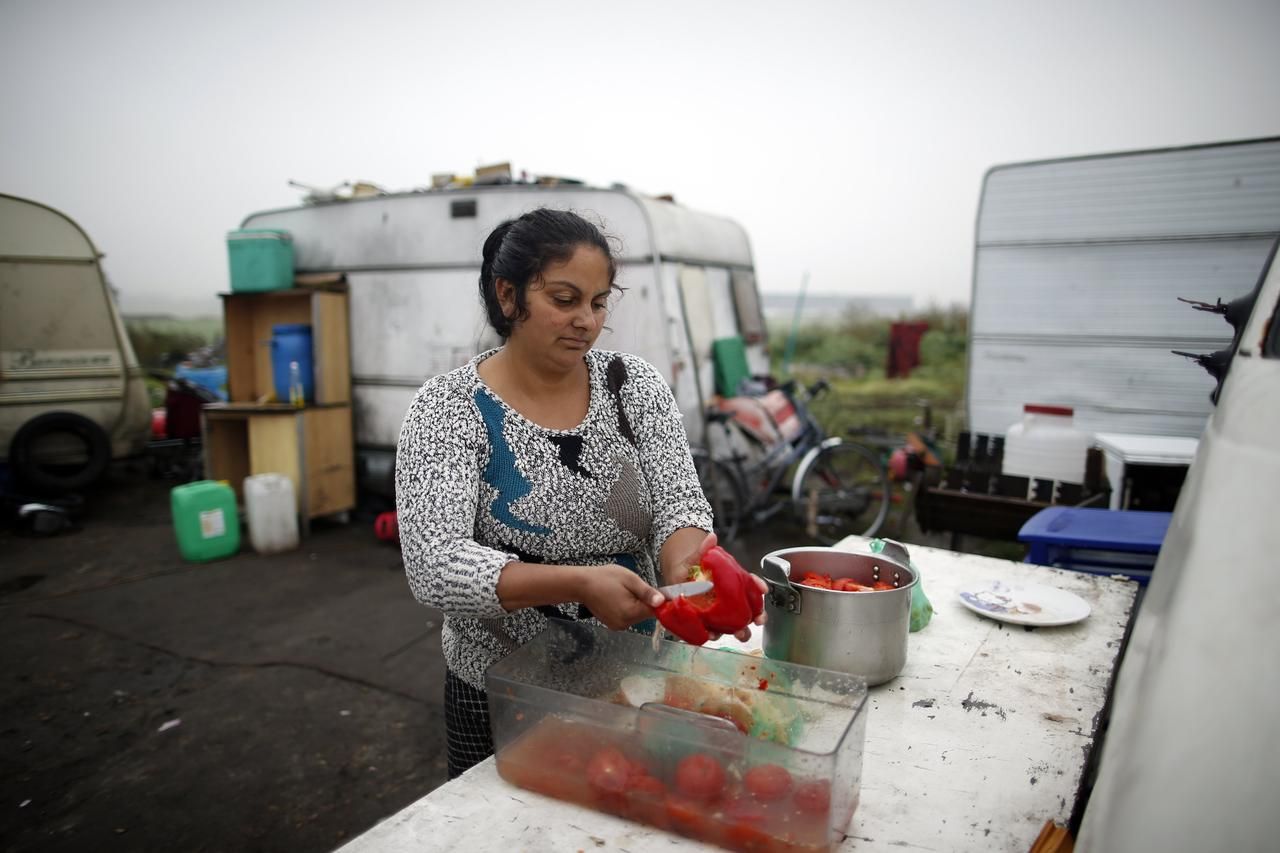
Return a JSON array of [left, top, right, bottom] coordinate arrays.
[[958, 580, 1091, 627]]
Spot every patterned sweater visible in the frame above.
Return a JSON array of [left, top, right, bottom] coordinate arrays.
[[395, 348, 712, 691]]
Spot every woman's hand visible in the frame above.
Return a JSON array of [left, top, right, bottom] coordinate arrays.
[[577, 563, 665, 631]]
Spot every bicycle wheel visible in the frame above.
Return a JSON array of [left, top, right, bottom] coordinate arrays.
[[692, 450, 744, 544], [793, 441, 891, 543]]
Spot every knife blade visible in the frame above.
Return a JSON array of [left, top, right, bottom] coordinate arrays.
[[657, 580, 713, 600]]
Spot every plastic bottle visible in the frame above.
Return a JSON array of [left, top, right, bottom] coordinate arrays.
[[1001, 404, 1092, 484], [244, 473, 300, 554], [289, 360, 304, 408], [171, 480, 240, 562]]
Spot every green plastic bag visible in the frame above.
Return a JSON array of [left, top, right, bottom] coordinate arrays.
[[870, 538, 933, 632]]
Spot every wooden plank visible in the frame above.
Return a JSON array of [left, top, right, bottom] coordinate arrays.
[[312, 290, 351, 405], [202, 412, 250, 500], [220, 297, 258, 404], [247, 412, 301, 509], [303, 406, 354, 517]]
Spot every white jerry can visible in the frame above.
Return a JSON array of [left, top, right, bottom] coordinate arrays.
[[243, 473, 300, 554]]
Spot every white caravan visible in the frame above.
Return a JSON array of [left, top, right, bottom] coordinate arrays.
[[0, 194, 151, 493], [967, 136, 1280, 440], [241, 183, 770, 495]]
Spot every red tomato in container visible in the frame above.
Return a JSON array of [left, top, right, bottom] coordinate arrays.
[[674, 753, 726, 803], [665, 795, 712, 839], [744, 764, 793, 802], [625, 773, 669, 829], [793, 779, 832, 815], [585, 747, 632, 794]]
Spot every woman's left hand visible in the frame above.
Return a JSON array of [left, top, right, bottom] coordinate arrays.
[[676, 531, 768, 644]]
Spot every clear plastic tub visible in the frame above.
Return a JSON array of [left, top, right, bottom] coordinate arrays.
[[487, 620, 868, 853]]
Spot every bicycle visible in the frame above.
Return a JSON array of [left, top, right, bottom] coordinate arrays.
[[692, 379, 892, 545]]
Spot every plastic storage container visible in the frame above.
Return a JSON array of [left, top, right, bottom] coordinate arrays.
[[487, 620, 868, 853], [227, 229, 294, 292], [171, 480, 240, 562], [243, 473, 299, 554], [1001, 404, 1091, 484], [270, 324, 314, 404]]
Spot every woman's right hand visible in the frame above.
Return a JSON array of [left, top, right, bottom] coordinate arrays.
[[577, 564, 665, 631]]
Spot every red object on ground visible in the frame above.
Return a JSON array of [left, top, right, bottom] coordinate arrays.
[[374, 511, 399, 543]]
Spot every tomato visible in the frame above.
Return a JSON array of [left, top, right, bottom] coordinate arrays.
[[797, 573, 831, 589], [585, 747, 632, 794], [674, 753, 727, 803], [725, 820, 780, 853], [665, 795, 712, 840], [625, 774, 669, 829], [832, 577, 870, 592], [793, 779, 831, 815], [744, 764, 793, 802], [872, 580, 896, 591]]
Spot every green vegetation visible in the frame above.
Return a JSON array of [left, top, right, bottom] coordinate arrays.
[[124, 315, 224, 406], [125, 315, 223, 368], [768, 304, 968, 451]]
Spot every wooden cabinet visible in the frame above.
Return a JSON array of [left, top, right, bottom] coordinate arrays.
[[203, 286, 355, 529]]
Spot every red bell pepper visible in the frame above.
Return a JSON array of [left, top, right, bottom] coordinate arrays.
[[655, 545, 764, 645], [654, 595, 710, 645]]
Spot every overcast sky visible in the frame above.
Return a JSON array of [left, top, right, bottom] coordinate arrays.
[[3, 0, 1278, 316]]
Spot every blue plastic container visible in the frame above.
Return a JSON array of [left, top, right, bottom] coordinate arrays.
[[174, 364, 229, 401], [270, 323, 314, 404], [227, 229, 294, 292]]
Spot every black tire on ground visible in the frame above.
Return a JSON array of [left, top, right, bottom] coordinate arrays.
[[8, 411, 112, 494]]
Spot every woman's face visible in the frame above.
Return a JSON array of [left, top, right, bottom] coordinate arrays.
[[499, 244, 613, 370]]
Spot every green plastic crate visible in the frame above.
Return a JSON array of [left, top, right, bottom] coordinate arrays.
[[227, 229, 294, 292]]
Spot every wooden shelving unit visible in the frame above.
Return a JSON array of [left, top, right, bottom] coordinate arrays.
[[203, 286, 355, 531]]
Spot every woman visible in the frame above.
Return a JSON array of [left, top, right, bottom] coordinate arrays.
[[395, 208, 763, 778]]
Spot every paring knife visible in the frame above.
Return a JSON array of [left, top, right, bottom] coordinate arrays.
[[657, 580, 713, 600]]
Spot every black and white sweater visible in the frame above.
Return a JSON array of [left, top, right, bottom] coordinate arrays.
[[395, 348, 712, 691]]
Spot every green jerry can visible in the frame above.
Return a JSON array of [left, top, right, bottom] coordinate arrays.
[[171, 480, 241, 562]]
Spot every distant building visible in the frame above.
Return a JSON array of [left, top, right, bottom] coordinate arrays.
[[761, 292, 914, 327]]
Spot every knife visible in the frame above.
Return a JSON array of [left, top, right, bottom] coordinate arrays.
[[657, 580, 713, 600]]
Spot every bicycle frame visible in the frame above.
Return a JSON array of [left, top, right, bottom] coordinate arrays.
[[705, 383, 830, 526]]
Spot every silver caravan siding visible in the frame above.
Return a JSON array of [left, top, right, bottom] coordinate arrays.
[[968, 138, 1280, 438], [242, 187, 763, 452]]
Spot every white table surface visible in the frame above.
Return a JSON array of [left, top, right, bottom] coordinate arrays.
[[336, 537, 1138, 853], [1092, 432, 1200, 465]]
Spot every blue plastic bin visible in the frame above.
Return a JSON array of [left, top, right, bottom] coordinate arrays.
[[1018, 506, 1172, 585], [174, 364, 228, 401], [270, 323, 314, 404]]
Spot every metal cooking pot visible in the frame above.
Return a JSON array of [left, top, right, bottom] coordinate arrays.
[[755, 543, 917, 686]]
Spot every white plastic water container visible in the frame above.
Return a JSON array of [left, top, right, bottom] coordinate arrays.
[[1001, 404, 1092, 483], [244, 473, 300, 554]]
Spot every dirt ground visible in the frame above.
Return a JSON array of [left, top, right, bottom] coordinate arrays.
[[2, 463, 826, 853]]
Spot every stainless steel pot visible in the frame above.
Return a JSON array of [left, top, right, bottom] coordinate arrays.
[[755, 544, 917, 686]]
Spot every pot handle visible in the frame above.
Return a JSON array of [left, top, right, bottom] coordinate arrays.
[[756, 554, 802, 615]]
